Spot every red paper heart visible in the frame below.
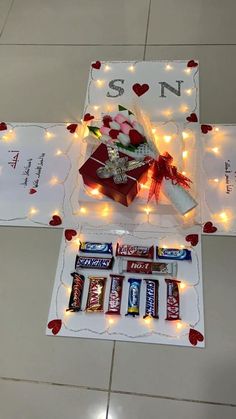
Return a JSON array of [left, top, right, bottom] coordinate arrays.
[[47, 319, 62, 335], [186, 113, 198, 123], [187, 60, 198, 68], [109, 129, 120, 139], [29, 188, 37, 195], [49, 215, 62, 226], [185, 234, 199, 246], [0, 122, 7, 131], [201, 124, 213, 134], [203, 221, 217, 234], [129, 129, 145, 146], [132, 83, 149, 97], [65, 229, 77, 241], [103, 115, 113, 127], [83, 113, 94, 122], [189, 328, 204, 346], [67, 123, 78, 134], [92, 61, 101, 69]]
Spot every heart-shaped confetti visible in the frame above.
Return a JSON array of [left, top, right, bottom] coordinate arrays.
[[83, 113, 94, 122], [109, 129, 120, 139], [185, 234, 199, 246], [189, 328, 204, 346], [65, 229, 77, 241], [29, 188, 37, 195], [92, 61, 101, 70], [129, 129, 145, 146], [47, 319, 62, 335], [132, 83, 149, 97], [67, 123, 78, 134], [0, 122, 7, 131], [186, 113, 198, 123], [187, 60, 198, 68], [201, 124, 213, 134], [203, 221, 217, 234], [49, 215, 62, 226]]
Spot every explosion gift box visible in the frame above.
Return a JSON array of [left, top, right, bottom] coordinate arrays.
[[79, 143, 149, 206]]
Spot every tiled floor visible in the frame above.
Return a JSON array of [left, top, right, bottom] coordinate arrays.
[[0, 1, 236, 418]]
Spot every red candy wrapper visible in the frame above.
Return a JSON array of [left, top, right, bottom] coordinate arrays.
[[119, 259, 177, 276], [116, 243, 154, 259], [79, 143, 149, 207], [106, 274, 124, 315], [67, 272, 85, 312], [165, 279, 181, 321], [86, 276, 106, 312]]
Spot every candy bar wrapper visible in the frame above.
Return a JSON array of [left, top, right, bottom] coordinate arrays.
[[80, 241, 113, 255], [86, 276, 106, 312], [67, 272, 85, 312], [75, 255, 114, 270], [119, 259, 177, 276], [165, 279, 181, 321], [144, 279, 159, 319], [157, 247, 191, 261], [106, 274, 124, 315], [125, 278, 142, 317], [116, 243, 154, 259]]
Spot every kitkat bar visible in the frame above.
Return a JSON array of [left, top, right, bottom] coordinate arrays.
[[116, 243, 154, 259], [165, 279, 181, 321], [119, 259, 177, 276]]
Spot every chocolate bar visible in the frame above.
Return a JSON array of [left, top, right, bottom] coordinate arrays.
[[119, 259, 177, 276], [75, 255, 114, 270], [67, 272, 85, 312], [157, 247, 191, 261], [106, 274, 124, 315], [79, 241, 113, 255], [116, 243, 154, 259], [143, 279, 159, 319], [86, 276, 106, 312], [125, 278, 142, 317], [165, 279, 181, 321]]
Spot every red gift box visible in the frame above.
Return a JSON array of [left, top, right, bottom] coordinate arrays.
[[79, 144, 149, 206]]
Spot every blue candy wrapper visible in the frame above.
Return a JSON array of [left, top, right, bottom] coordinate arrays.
[[125, 278, 142, 317], [79, 241, 113, 255], [156, 247, 191, 261]]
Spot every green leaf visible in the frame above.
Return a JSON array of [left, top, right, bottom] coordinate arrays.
[[118, 105, 134, 115], [116, 142, 137, 152], [88, 126, 100, 137]]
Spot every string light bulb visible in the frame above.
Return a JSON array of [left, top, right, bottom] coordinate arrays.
[[179, 283, 186, 290], [93, 105, 99, 111], [182, 131, 189, 140], [215, 127, 219, 132], [182, 150, 188, 159], [74, 132, 79, 138], [152, 128, 156, 134], [212, 147, 219, 154], [144, 206, 150, 215], [96, 79, 105, 87], [164, 135, 172, 143], [45, 131, 53, 139], [29, 207, 38, 216], [128, 65, 135, 72], [165, 64, 173, 71], [80, 207, 86, 214], [184, 68, 191, 74], [55, 149, 63, 156], [176, 321, 183, 329], [185, 89, 192, 95], [91, 188, 99, 196], [49, 176, 59, 186], [219, 212, 228, 222], [104, 65, 111, 71]]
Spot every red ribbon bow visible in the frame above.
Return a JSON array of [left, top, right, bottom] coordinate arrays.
[[147, 152, 192, 203]]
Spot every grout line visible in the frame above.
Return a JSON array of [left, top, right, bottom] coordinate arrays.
[[1, 375, 235, 407], [0, 0, 15, 39], [105, 341, 116, 419], [111, 390, 236, 408], [143, 0, 152, 60], [0, 376, 108, 393], [0, 42, 236, 47]]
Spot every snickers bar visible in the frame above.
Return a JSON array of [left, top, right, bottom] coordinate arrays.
[[75, 255, 114, 270]]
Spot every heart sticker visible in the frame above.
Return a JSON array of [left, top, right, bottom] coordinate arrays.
[[189, 328, 204, 346], [132, 83, 149, 97], [29, 188, 37, 195], [49, 215, 62, 226], [187, 60, 198, 68], [203, 221, 217, 234], [92, 61, 101, 69], [83, 113, 94, 122], [201, 124, 213, 134], [185, 234, 199, 246], [67, 123, 78, 134], [0, 122, 7, 131], [65, 229, 77, 241], [47, 319, 62, 335], [186, 113, 198, 123]]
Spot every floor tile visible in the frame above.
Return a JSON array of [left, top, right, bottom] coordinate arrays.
[[109, 393, 236, 419], [0, 379, 108, 419], [145, 45, 236, 123], [0, 0, 12, 35], [111, 236, 236, 405], [148, 0, 236, 45], [1, 0, 149, 44], [0, 227, 113, 389], [0, 45, 144, 122]]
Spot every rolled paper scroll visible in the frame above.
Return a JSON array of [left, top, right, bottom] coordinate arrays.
[[134, 106, 198, 215]]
